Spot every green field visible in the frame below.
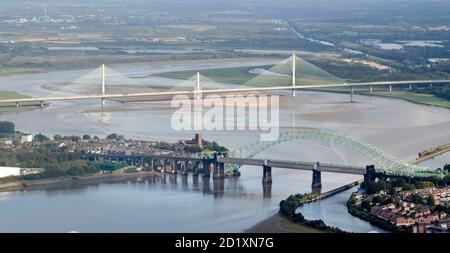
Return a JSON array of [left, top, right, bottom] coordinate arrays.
[[159, 65, 450, 109], [0, 90, 39, 113], [310, 88, 450, 109], [0, 90, 29, 100], [369, 91, 450, 109], [0, 67, 47, 77], [157, 57, 344, 87]]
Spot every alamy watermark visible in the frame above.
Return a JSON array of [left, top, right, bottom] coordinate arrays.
[[171, 93, 280, 142]]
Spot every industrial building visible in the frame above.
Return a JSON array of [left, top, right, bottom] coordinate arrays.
[[20, 134, 33, 144], [0, 166, 21, 178]]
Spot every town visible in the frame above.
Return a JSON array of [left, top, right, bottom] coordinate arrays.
[[0, 121, 227, 180], [350, 181, 450, 233]]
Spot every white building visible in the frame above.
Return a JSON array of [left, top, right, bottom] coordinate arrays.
[[0, 166, 21, 178], [20, 134, 33, 144]]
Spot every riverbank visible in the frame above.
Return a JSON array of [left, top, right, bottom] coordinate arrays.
[[347, 192, 401, 233], [0, 171, 155, 193], [411, 143, 450, 165], [247, 180, 361, 233], [306, 88, 450, 110]]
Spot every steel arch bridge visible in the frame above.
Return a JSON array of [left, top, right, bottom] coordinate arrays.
[[225, 128, 446, 179]]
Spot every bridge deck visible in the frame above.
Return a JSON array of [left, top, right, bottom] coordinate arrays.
[[1, 79, 449, 104], [85, 154, 366, 175]]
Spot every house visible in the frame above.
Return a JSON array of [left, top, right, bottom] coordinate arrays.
[[395, 217, 415, 226], [20, 134, 33, 144], [412, 223, 427, 233]]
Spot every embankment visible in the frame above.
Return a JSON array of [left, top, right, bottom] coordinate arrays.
[[0, 171, 154, 193], [411, 143, 450, 165]]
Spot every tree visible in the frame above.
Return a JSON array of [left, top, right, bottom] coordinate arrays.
[[292, 212, 305, 222], [361, 198, 372, 210], [82, 134, 91, 140], [67, 166, 86, 176], [402, 183, 416, 191], [349, 196, 358, 205], [444, 164, 450, 172], [427, 194, 436, 205], [34, 133, 49, 142], [53, 134, 62, 141], [0, 121, 15, 134], [411, 193, 424, 204], [106, 133, 118, 140], [383, 196, 395, 205], [372, 195, 383, 204], [415, 181, 435, 189]]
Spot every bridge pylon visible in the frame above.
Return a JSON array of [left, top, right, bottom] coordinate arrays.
[[262, 160, 272, 183], [194, 72, 203, 148], [101, 64, 106, 107], [364, 165, 376, 182], [291, 53, 296, 97], [312, 162, 322, 188]]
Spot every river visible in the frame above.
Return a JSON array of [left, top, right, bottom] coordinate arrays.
[[0, 58, 449, 232]]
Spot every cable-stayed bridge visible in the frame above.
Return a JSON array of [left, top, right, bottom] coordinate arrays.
[[0, 55, 449, 106]]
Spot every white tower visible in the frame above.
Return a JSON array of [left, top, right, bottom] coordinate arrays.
[[195, 72, 203, 147], [101, 64, 106, 107], [292, 54, 296, 97]]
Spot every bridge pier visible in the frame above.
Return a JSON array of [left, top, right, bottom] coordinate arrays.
[[181, 161, 188, 175], [262, 181, 272, 198], [409, 84, 412, 92], [213, 162, 225, 179], [149, 159, 155, 171], [202, 159, 212, 177], [262, 162, 272, 183], [312, 170, 322, 188], [203, 176, 211, 194], [389, 85, 392, 93], [350, 86, 354, 102], [369, 86, 373, 93], [182, 174, 188, 187], [171, 160, 177, 174], [213, 178, 225, 198], [169, 174, 177, 184], [312, 162, 322, 188], [193, 161, 201, 176], [312, 185, 322, 195], [213, 153, 225, 179], [192, 173, 199, 190], [364, 165, 376, 182]]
